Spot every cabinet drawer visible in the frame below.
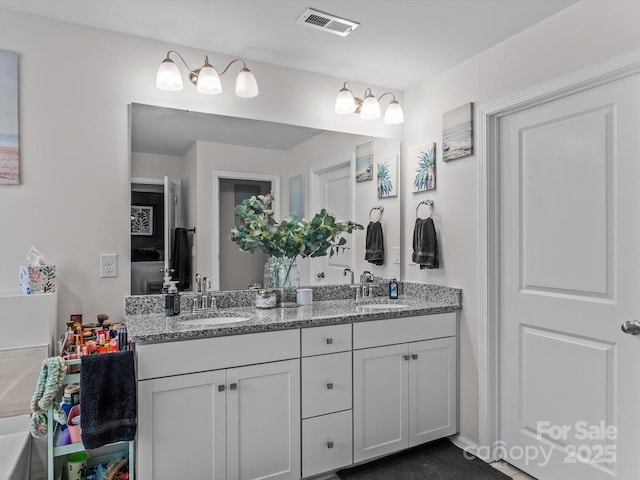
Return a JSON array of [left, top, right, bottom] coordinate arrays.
[[136, 329, 300, 380], [302, 352, 352, 418], [302, 410, 353, 477], [302, 323, 351, 356], [353, 313, 456, 350]]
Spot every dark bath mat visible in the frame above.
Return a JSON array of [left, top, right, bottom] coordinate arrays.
[[337, 438, 511, 480]]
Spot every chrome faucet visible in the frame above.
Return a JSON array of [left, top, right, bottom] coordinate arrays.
[[352, 271, 374, 300], [195, 273, 202, 293], [343, 268, 354, 284], [193, 276, 215, 311]]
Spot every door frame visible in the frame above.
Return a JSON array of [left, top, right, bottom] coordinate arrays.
[[130, 176, 183, 292], [212, 170, 280, 291], [309, 154, 355, 284], [476, 49, 640, 459]]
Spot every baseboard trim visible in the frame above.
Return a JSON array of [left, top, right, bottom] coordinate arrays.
[[449, 434, 490, 461]]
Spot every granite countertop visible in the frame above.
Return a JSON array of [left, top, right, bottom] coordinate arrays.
[[125, 284, 462, 344]]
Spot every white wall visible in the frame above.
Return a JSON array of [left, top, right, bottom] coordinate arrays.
[[284, 132, 402, 284], [0, 10, 400, 336], [194, 141, 288, 288], [4, 1, 640, 445], [402, 0, 640, 444]]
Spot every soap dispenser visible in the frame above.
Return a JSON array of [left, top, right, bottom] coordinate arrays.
[[389, 278, 399, 299], [165, 281, 181, 316]]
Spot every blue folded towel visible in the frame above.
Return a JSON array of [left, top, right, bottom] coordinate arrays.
[[80, 351, 136, 450]]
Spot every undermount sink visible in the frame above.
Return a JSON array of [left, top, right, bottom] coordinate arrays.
[[179, 316, 250, 326], [357, 303, 409, 310]]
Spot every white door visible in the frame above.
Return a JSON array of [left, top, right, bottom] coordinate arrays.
[[226, 359, 301, 480], [353, 343, 408, 462], [408, 337, 457, 446], [137, 370, 227, 480], [500, 74, 640, 479], [311, 162, 353, 285]]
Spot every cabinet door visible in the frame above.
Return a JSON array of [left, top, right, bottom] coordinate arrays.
[[353, 344, 409, 462], [408, 337, 458, 447], [137, 370, 227, 480], [226, 359, 301, 480]]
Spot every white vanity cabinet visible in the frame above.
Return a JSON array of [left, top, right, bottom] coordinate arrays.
[[300, 324, 353, 478], [136, 330, 301, 480], [352, 313, 457, 463]]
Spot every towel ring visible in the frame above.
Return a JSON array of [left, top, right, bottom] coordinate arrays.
[[369, 206, 384, 222], [416, 200, 434, 219]]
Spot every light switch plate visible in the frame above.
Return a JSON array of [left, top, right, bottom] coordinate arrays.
[[393, 247, 401, 264]]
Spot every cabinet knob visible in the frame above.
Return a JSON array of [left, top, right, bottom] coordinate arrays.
[[326, 382, 334, 390], [230, 383, 237, 390], [218, 385, 225, 392], [403, 355, 410, 361], [327, 441, 334, 449], [411, 354, 418, 360], [326, 338, 333, 345]]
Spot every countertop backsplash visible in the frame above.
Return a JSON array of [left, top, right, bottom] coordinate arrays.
[[123, 282, 461, 316]]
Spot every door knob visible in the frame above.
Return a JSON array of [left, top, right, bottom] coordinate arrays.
[[622, 320, 640, 335], [317, 272, 325, 279]]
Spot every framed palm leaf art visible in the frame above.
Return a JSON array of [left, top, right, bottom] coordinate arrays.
[[377, 154, 398, 198], [413, 143, 436, 192]]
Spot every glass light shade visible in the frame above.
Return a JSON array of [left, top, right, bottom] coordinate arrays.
[[384, 100, 404, 124], [196, 65, 222, 94], [156, 59, 183, 91], [235, 67, 259, 98], [335, 88, 356, 114], [360, 94, 381, 120]]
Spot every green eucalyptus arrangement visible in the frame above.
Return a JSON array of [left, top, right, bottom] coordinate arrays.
[[230, 193, 363, 285]]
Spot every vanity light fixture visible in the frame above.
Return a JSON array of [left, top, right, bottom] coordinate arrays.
[[156, 50, 259, 98], [334, 82, 404, 124]]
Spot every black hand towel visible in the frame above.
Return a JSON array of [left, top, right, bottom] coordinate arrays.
[[171, 227, 191, 291], [365, 221, 384, 266], [80, 351, 136, 450], [412, 217, 440, 269]]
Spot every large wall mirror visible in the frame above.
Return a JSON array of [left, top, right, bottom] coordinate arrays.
[[130, 103, 401, 294]]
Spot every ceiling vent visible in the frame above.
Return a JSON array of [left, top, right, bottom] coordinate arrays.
[[296, 8, 359, 37]]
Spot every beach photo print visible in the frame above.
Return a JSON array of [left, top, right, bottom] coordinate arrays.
[[0, 49, 19, 185], [442, 102, 473, 162], [355, 141, 374, 182]]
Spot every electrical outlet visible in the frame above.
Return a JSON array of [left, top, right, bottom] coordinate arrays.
[[100, 253, 118, 278], [393, 247, 401, 265]]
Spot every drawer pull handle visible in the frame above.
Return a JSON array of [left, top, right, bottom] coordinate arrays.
[[403, 355, 410, 361], [411, 354, 418, 360], [218, 385, 225, 392], [326, 382, 334, 390], [326, 338, 333, 345], [327, 441, 334, 449], [230, 383, 237, 390]]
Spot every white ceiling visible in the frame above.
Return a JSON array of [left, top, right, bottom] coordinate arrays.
[[0, 0, 577, 155], [0, 0, 576, 91]]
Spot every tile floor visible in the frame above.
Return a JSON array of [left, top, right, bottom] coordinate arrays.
[[324, 460, 537, 480], [490, 460, 537, 479]]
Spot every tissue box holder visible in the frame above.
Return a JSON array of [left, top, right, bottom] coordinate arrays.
[[19, 265, 56, 294]]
